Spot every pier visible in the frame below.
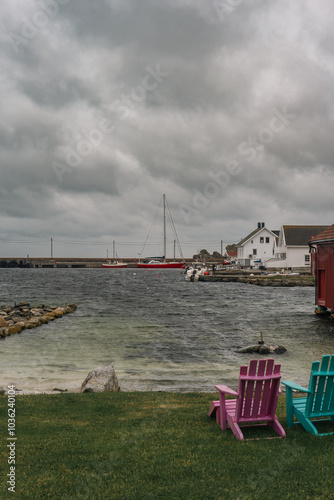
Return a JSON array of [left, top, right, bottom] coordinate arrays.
[[0, 260, 314, 286], [200, 270, 314, 286], [0, 257, 190, 269]]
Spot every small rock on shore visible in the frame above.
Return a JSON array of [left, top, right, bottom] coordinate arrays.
[[238, 344, 287, 354]]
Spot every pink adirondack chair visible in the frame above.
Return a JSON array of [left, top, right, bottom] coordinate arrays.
[[209, 358, 286, 440]]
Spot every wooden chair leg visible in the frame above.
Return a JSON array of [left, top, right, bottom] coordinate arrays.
[[219, 393, 227, 430], [270, 417, 286, 437], [298, 415, 319, 435], [227, 418, 244, 440], [285, 388, 294, 427]]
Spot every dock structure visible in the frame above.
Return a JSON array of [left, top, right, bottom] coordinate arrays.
[[0, 257, 190, 269], [200, 270, 314, 287], [0, 257, 132, 268]]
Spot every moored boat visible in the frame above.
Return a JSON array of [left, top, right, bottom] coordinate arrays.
[[102, 260, 127, 268], [137, 260, 185, 269], [185, 262, 208, 281], [137, 194, 185, 269]]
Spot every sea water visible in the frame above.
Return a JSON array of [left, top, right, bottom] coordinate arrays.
[[0, 268, 333, 392]]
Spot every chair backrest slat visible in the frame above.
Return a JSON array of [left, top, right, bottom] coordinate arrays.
[[242, 360, 258, 419], [259, 359, 275, 417], [268, 363, 281, 417], [314, 356, 330, 413], [322, 356, 334, 413], [329, 382, 334, 413], [236, 365, 248, 419], [306, 360, 320, 415]]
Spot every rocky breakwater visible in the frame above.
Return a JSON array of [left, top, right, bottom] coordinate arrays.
[[238, 276, 314, 287], [0, 302, 77, 339], [200, 274, 315, 286]]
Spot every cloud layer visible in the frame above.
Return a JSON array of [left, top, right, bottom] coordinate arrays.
[[0, 0, 334, 257]]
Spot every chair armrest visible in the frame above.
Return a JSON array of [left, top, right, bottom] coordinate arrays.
[[282, 380, 311, 393], [215, 384, 238, 396]]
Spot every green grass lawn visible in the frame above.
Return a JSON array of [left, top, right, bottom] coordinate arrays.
[[1, 392, 333, 499]]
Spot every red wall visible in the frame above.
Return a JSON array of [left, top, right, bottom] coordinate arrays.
[[317, 244, 334, 311]]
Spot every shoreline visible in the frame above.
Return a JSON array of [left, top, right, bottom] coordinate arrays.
[[1, 386, 82, 395], [0, 385, 231, 395]]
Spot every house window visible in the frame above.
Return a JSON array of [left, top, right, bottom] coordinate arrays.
[[305, 254, 310, 264], [253, 249, 257, 255], [260, 237, 264, 243], [266, 237, 270, 243]]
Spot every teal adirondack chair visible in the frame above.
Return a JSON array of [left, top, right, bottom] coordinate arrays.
[[282, 354, 334, 436]]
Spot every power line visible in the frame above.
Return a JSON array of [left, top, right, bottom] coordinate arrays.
[[1, 238, 237, 246], [0, 240, 50, 244]]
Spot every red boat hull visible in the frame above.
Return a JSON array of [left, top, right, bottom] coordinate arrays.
[[137, 262, 185, 269]]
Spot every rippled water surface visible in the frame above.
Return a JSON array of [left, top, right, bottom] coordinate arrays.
[[0, 268, 333, 392]]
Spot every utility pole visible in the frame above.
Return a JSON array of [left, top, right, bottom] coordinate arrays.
[[163, 194, 166, 259]]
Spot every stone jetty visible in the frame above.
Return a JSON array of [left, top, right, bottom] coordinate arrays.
[[200, 273, 314, 286], [0, 302, 77, 339]]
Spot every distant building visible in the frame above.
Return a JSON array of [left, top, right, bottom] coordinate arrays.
[[309, 224, 334, 312], [237, 223, 277, 268], [265, 225, 329, 269], [226, 250, 237, 257]]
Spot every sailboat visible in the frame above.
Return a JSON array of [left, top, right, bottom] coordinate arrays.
[[137, 195, 185, 269], [102, 241, 127, 268]]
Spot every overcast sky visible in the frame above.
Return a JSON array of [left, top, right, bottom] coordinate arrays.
[[0, 0, 334, 259]]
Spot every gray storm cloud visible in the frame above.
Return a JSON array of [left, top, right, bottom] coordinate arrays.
[[0, 0, 333, 257]]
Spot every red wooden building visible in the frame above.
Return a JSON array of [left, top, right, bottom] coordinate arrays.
[[309, 224, 334, 312]]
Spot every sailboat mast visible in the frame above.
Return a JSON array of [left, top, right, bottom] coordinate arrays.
[[163, 194, 166, 259]]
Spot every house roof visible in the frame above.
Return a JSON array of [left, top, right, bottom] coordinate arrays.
[[237, 227, 277, 247], [237, 228, 261, 246], [309, 224, 334, 244], [282, 225, 330, 246]]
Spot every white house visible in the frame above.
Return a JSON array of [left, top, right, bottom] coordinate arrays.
[[265, 225, 329, 269], [237, 223, 278, 268]]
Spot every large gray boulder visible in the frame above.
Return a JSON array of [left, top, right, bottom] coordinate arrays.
[[81, 365, 120, 393]]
